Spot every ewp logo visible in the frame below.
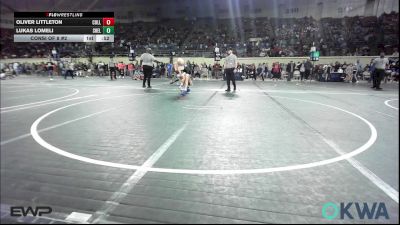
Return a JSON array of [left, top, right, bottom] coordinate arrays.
[[322, 202, 389, 220], [10, 206, 52, 217]]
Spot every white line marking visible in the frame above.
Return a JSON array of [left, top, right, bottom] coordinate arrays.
[[1, 108, 116, 146], [90, 124, 188, 223], [30, 95, 378, 175], [384, 99, 399, 110], [1, 94, 96, 113], [65, 212, 92, 223], [1, 88, 79, 110], [322, 138, 399, 203]]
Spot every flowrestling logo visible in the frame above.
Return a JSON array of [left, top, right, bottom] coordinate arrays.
[[322, 202, 389, 220]]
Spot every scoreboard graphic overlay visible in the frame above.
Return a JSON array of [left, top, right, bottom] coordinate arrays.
[[14, 12, 114, 42]]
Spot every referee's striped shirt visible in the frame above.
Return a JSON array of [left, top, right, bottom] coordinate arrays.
[[224, 54, 237, 69]]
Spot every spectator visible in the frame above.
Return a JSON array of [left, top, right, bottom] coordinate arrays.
[[271, 62, 281, 85], [354, 59, 363, 82], [65, 61, 75, 79], [286, 60, 296, 81], [128, 63, 135, 78], [304, 59, 313, 80], [46, 61, 54, 80], [345, 63, 354, 83], [392, 48, 399, 57], [2, 13, 398, 58], [299, 60, 306, 82]]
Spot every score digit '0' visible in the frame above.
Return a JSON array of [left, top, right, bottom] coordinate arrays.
[[102, 18, 114, 26]]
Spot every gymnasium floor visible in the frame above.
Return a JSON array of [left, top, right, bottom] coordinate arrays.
[[0, 75, 399, 224]]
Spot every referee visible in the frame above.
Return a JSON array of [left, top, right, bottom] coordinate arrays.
[[223, 50, 238, 92], [140, 48, 159, 88], [371, 52, 389, 90], [108, 56, 116, 80]]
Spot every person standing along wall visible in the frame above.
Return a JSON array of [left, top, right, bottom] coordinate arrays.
[[345, 63, 354, 83], [304, 59, 313, 81], [118, 61, 125, 79], [354, 59, 362, 83], [128, 63, 135, 78], [65, 61, 75, 80], [167, 63, 173, 79], [260, 63, 266, 81], [299, 61, 306, 83], [286, 61, 295, 82], [47, 61, 54, 80], [271, 62, 281, 86]]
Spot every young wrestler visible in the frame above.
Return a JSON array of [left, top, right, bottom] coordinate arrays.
[[174, 58, 192, 96]]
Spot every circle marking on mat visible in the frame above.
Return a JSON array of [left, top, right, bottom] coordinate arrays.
[[31, 93, 377, 174]]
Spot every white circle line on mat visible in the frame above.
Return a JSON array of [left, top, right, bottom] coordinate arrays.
[[1, 88, 79, 110], [30, 94, 377, 175], [384, 99, 399, 110]]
